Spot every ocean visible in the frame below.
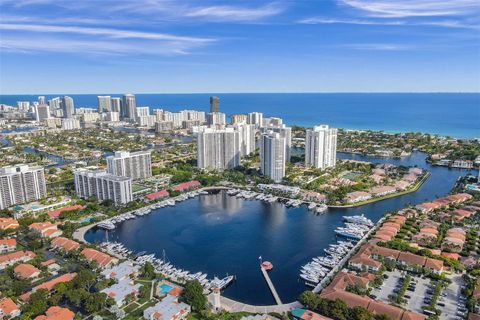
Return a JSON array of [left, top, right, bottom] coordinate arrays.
[[1, 93, 479, 138]]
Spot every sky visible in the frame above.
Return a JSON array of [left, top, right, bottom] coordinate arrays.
[[0, 0, 479, 94]]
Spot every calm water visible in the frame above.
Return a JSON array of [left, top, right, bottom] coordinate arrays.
[[85, 151, 477, 305], [1, 93, 479, 138]]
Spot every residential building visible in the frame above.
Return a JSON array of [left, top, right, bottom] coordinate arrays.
[[155, 121, 174, 132], [50, 237, 81, 252], [0, 250, 36, 270], [230, 114, 248, 124], [247, 112, 263, 127], [101, 261, 140, 282], [107, 150, 152, 180], [210, 96, 220, 112], [305, 125, 338, 170], [136, 106, 150, 118], [260, 131, 286, 182], [29, 222, 62, 238], [123, 94, 137, 120], [111, 97, 122, 113], [234, 122, 256, 156], [61, 96, 75, 118], [0, 239, 16, 253], [81, 248, 118, 268], [0, 297, 21, 319], [0, 164, 47, 210], [61, 118, 80, 130], [207, 112, 226, 126], [0, 218, 19, 231], [20, 273, 77, 302], [138, 115, 157, 127], [74, 168, 133, 204], [98, 95, 112, 112], [35, 104, 50, 122], [263, 117, 283, 127], [34, 306, 75, 320], [197, 127, 241, 170], [102, 279, 141, 306], [143, 295, 191, 320], [14, 263, 41, 280], [105, 111, 120, 122]]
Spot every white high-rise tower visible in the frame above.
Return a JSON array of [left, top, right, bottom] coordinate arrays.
[[305, 125, 337, 170], [260, 131, 286, 183]]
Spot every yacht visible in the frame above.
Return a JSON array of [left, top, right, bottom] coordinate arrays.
[[343, 214, 374, 227]]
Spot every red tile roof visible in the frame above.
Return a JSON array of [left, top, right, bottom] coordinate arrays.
[[172, 180, 201, 191], [81, 248, 117, 267], [51, 237, 81, 252], [14, 263, 41, 279], [0, 297, 19, 317], [34, 306, 75, 320], [48, 205, 84, 218], [20, 273, 77, 301], [145, 189, 169, 200], [0, 218, 19, 230]]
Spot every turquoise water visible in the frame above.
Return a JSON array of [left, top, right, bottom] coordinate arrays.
[[159, 284, 173, 294], [1, 93, 479, 138]]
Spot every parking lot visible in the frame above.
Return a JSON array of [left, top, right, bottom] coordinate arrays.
[[371, 270, 466, 319]]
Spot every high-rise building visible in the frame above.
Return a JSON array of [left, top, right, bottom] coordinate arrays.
[[38, 96, 45, 105], [61, 118, 81, 130], [154, 109, 164, 122], [155, 121, 174, 132], [111, 97, 122, 113], [0, 165, 47, 210], [48, 97, 61, 110], [98, 96, 112, 113], [17, 101, 30, 112], [263, 117, 283, 127], [197, 127, 240, 170], [210, 96, 220, 113], [207, 112, 226, 127], [260, 131, 286, 183], [61, 96, 75, 118], [305, 125, 338, 170], [263, 124, 292, 161], [104, 112, 120, 122], [74, 168, 132, 204], [106, 151, 152, 180], [122, 94, 137, 121], [234, 122, 256, 156], [136, 107, 150, 118], [230, 114, 248, 125], [35, 104, 50, 122], [247, 112, 263, 127]]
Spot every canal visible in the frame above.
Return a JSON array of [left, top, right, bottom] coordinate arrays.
[[85, 151, 476, 305]]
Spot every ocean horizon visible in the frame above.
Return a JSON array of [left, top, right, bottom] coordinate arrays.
[[1, 92, 479, 138]]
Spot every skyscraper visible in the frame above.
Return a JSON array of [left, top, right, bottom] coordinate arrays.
[[122, 94, 137, 121], [97, 96, 112, 113], [305, 125, 338, 170], [0, 165, 47, 210], [111, 97, 122, 113], [197, 127, 241, 170], [234, 122, 256, 156], [207, 112, 226, 126], [35, 104, 50, 122], [260, 131, 286, 183], [210, 96, 220, 113], [74, 168, 132, 204], [48, 97, 61, 110], [61, 96, 75, 118], [247, 112, 263, 127], [37, 96, 45, 105], [106, 150, 152, 180], [263, 124, 292, 161], [230, 114, 248, 125]]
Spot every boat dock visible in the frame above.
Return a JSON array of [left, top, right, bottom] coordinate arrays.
[[260, 266, 282, 305]]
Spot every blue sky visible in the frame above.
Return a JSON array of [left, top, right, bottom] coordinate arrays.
[[1, 0, 479, 93]]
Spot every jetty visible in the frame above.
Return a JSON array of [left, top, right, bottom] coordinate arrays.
[[260, 266, 282, 305]]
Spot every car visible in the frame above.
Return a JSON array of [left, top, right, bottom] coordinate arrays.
[[405, 295, 411, 299], [438, 302, 445, 307], [383, 274, 389, 279]]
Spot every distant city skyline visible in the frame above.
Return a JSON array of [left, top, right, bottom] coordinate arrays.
[[1, 0, 480, 94]]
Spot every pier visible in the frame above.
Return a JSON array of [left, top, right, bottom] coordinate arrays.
[[260, 266, 283, 305]]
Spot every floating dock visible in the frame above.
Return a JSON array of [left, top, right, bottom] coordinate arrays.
[[260, 266, 282, 305]]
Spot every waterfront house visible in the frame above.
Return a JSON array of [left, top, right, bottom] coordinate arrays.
[[145, 189, 169, 201], [143, 294, 191, 320], [348, 253, 381, 272], [0, 218, 19, 231], [452, 160, 473, 169], [34, 306, 75, 320], [14, 263, 41, 280], [370, 186, 397, 197], [29, 222, 62, 238], [395, 180, 411, 191], [81, 248, 118, 268], [0, 298, 21, 319], [397, 252, 426, 272], [20, 272, 77, 302], [50, 236, 81, 252], [302, 191, 327, 203], [172, 180, 201, 192], [345, 191, 371, 203], [370, 246, 400, 262], [0, 238, 16, 253], [0, 250, 36, 270]]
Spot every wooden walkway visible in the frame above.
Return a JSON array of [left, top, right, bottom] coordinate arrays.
[[260, 266, 282, 305]]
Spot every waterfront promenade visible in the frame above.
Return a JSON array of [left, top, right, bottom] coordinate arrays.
[[207, 294, 301, 313]]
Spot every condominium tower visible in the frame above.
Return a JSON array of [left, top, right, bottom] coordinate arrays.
[[61, 96, 75, 118], [74, 168, 132, 204], [0, 165, 47, 210], [122, 94, 137, 121], [260, 131, 286, 183], [98, 96, 112, 113], [305, 125, 338, 170], [111, 97, 122, 113], [106, 151, 152, 180], [197, 127, 241, 170], [247, 112, 263, 127], [210, 96, 220, 113]]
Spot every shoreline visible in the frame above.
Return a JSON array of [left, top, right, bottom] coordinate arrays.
[[328, 171, 431, 208]]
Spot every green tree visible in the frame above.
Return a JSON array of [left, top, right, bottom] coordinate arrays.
[[22, 288, 49, 316], [182, 280, 207, 311], [141, 261, 155, 279]]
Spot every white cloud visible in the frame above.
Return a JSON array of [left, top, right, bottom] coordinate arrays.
[[342, 43, 412, 50], [184, 3, 285, 21], [299, 17, 405, 25], [338, 0, 480, 18]]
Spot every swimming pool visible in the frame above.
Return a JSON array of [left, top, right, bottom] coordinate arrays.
[[159, 284, 173, 294]]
